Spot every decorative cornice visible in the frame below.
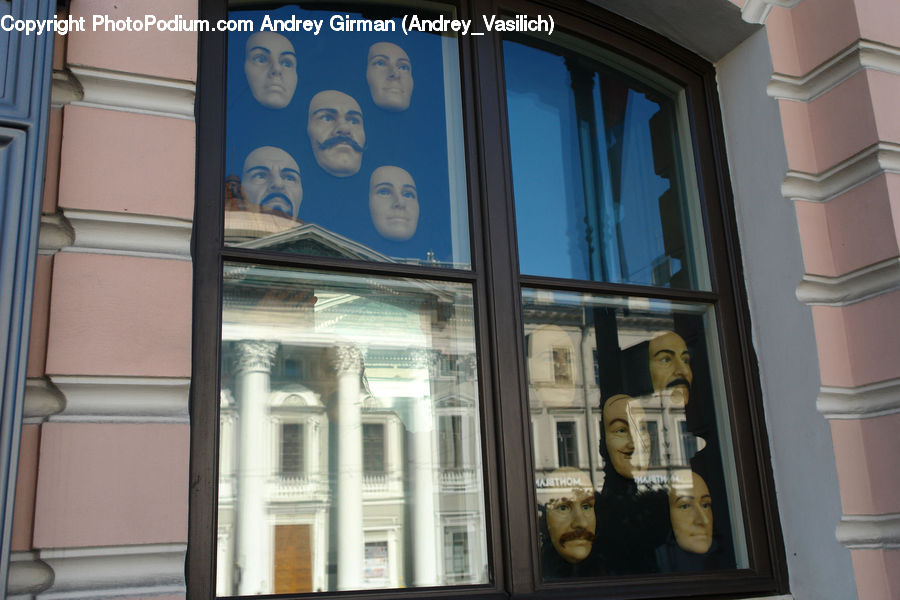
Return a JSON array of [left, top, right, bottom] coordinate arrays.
[[62, 66, 195, 120], [817, 378, 900, 420], [796, 257, 900, 307], [24, 378, 66, 421], [37, 213, 75, 255], [768, 40, 900, 102], [782, 143, 900, 204], [48, 376, 190, 423], [8, 552, 53, 597], [741, 0, 801, 25], [233, 341, 278, 375], [836, 513, 900, 549], [58, 209, 192, 260], [36, 543, 185, 600]]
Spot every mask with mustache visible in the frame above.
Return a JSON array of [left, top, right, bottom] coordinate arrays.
[[559, 528, 596, 545], [318, 135, 365, 153]]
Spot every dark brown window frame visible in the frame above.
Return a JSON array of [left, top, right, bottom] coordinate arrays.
[[188, 0, 789, 598]]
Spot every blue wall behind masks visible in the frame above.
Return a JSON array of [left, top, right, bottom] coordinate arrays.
[[226, 5, 456, 263]]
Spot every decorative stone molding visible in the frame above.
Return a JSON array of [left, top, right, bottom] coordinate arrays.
[[836, 513, 900, 549], [768, 40, 900, 102], [740, 0, 802, 25], [7, 552, 53, 598], [23, 378, 66, 421], [50, 70, 83, 108], [796, 257, 900, 307], [332, 344, 364, 375], [35, 543, 185, 599], [64, 66, 195, 120], [782, 143, 900, 204], [233, 341, 278, 375], [37, 213, 75, 255], [63, 209, 192, 260], [47, 376, 190, 423], [817, 378, 900, 420]]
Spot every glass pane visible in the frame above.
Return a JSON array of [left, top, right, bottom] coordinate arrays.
[[224, 3, 470, 269], [504, 36, 710, 290], [523, 289, 745, 579], [217, 264, 488, 595]]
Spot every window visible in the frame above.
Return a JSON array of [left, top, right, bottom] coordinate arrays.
[[279, 423, 304, 477], [552, 347, 573, 384], [439, 415, 463, 470], [191, 1, 786, 599], [444, 526, 472, 583], [555, 421, 578, 468], [363, 423, 385, 475]]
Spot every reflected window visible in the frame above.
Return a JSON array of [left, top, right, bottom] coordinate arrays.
[[646, 420, 661, 467], [524, 290, 744, 578], [279, 423, 304, 477], [552, 347, 573, 384], [216, 264, 488, 594], [363, 423, 386, 475], [439, 415, 464, 470], [444, 526, 471, 582], [555, 421, 578, 467]]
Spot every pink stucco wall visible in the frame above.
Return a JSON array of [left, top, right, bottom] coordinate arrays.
[[11, 426, 40, 551], [766, 0, 861, 76], [831, 413, 900, 514], [45, 253, 192, 378], [795, 175, 900, 276], [32, 423, 189, 548], [811, 290, 900, 388], [779, 71, 880, 174], [850, 549, 900, 600], [26, 256, 53, 378], [67, 0, 198, 81], [57, 106, 195, 220]]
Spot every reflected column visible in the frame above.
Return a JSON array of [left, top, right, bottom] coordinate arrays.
[[410, 350, 438, 586], [234, 340, 278, 595], [333, 345, 364, 590]]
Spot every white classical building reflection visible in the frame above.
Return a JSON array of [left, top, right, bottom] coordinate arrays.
[[215, 222, 487, 595]]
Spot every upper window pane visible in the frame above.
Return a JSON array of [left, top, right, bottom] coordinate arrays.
[[224, 4, 471, 269], [504, 36, 710, 289]]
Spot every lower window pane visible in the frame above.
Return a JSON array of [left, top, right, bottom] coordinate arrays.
[[523, 289, 747, 579], [217, 263, 488, 594]]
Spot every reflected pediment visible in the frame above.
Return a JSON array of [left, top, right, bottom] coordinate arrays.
[[234, 222, 396, 263]]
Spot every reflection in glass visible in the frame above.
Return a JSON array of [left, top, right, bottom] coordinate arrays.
[[504, 36, 709, 289], [224, 4, 470, 269], [216, 264, 488, 595], [523, 289, 744, 579]]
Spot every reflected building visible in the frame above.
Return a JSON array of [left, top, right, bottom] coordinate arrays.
[[524, 297, 700, 495], [215, 216, 487, 594]]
